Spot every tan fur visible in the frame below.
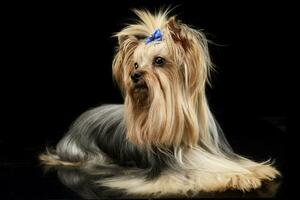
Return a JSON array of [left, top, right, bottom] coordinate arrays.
[[109, 9, 280, 194], [100, 168, 277, 197], [113, 10, 211, 147], [39, 153, 84, 167], [100, 148, 279, 196]]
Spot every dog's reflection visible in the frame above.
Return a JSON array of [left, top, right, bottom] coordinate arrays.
[[54, 167, 124, 199], [53, 166, 281, 199]]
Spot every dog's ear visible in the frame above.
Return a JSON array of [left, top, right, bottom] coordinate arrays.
[[167, 17, 211, 94], [117, 34, 138, 47], [167, 17, 188, 50], [117, 35, 129, 46]]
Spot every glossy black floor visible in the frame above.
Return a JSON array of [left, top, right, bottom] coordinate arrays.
[[0, 117, 286, 199]]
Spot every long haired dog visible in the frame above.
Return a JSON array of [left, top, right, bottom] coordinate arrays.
[[40, 10, 280, 196]]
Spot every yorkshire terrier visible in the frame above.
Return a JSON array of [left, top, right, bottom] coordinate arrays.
[[40, 9, 280, 197]]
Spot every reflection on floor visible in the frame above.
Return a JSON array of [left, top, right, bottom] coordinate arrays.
[[50, 166, 281, 199]]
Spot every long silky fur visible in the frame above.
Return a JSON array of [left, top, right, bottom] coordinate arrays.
[[40, 105, 176, 179], [40, 9, 280, 197]]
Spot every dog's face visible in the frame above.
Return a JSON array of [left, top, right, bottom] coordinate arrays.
[[130, 42, 169, 91], [112, 10, 212, 147], [126, 41, 176, 107]]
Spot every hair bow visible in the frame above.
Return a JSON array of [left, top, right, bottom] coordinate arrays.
[[145, 29, 163, 44]]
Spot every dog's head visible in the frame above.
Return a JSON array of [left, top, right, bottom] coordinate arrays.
[[113, 10, 213, 148]]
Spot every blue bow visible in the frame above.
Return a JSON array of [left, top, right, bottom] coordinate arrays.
[[145, 29, 163, 44]]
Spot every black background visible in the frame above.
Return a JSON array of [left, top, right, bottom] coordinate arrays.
[[2, 0, 289, 199]]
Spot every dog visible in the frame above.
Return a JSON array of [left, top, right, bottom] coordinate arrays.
[[40, 9, 280, 197]]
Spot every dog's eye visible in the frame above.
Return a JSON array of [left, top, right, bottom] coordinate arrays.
[[153, 57, 165, 66], [134, 62, 139, 69]]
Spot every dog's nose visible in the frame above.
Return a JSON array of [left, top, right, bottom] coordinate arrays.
[[131, 71, 142, 83]]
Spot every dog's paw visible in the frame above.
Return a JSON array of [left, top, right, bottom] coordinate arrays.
[[228, 173, 262, 192], [250, 164, 280, 180]]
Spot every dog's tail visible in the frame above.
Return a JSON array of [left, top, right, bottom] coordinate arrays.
[[39, 148, 85, 167], [39, 104, 124, 168]]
